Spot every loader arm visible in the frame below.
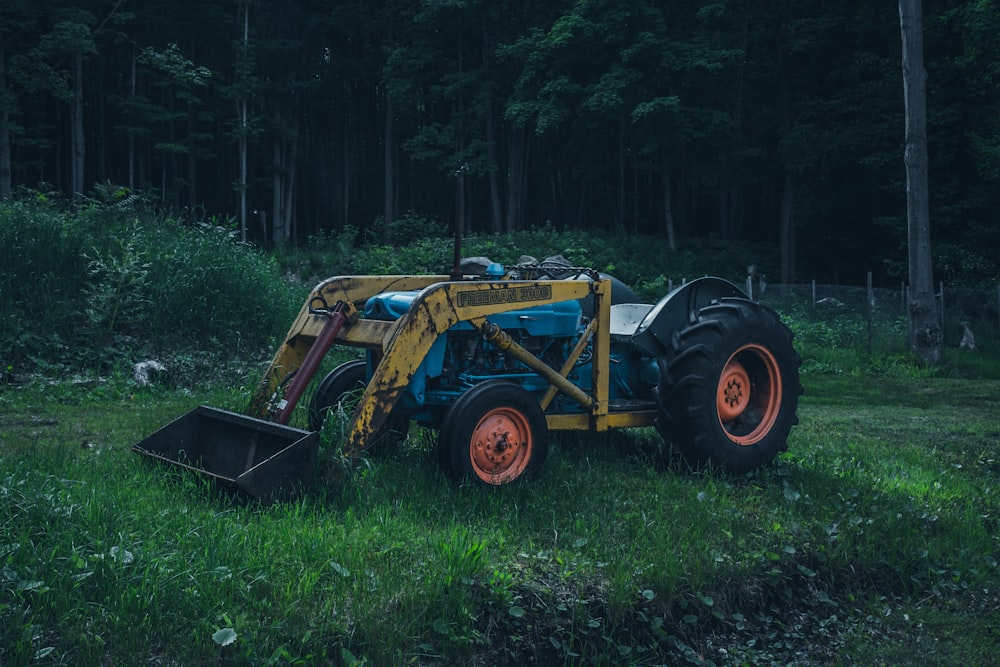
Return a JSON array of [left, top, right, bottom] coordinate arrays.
[[249, 275, 449, 418]]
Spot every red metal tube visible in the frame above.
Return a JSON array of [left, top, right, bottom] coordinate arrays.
[[275, 302, 347, 425]]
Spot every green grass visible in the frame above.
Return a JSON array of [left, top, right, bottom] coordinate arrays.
[[1, 369, 997, 666]]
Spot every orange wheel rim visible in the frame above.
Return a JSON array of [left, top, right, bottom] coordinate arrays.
[[469, 407, 533, 484], [716, 344, 782, 446]]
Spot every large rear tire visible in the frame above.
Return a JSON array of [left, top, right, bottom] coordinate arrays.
[[439, 380, 548, 486], [655, 298, 802, 474]]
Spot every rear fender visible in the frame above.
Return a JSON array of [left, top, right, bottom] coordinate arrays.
[[630, 277, 747, 357]]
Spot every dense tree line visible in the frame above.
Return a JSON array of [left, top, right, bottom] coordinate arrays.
[[0, 0, 997, 285]]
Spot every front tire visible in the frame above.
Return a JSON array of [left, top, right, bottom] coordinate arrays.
[[655, 298, 802, 474], [308, 359, 408, 448], [439, 380, 548, 486], [308, 359, 367, 431]]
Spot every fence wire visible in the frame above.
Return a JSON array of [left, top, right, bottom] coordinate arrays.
[[752, 282, 999, 352]]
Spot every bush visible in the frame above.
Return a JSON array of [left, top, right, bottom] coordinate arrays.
[[0, 200, 94, 367], [138, 220, 300, 351], [0, 199, 301, 374]]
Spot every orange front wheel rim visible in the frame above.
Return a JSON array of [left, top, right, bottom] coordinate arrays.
[[716, 344, 783, 446], [469, 407, 533, 484]]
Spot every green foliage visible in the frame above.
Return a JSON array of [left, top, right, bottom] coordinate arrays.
[[279, 223, 779, 301], [0, 199, 91, 365], [83, 226, 152, 340], [0, 199, 300, 375], [138, 219, 298, 350], [4, 197, 998, 384]]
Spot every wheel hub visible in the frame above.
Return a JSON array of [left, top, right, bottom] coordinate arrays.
[[471, 410, 529, 480], [717, 359, 751, 421], [715, 344, 783, 446]]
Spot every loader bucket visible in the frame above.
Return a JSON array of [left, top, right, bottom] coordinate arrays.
[[132, 406, 318, 504]]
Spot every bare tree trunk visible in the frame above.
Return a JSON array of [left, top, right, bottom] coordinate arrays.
[[617, 115, 626, 234], [899, 0, 941, 363], [238, 2, 249, 242], [505, 122, 527, 232], [187, 115, 197, 208], [342, 116, 350, 228], [272, 105, 283, 244], [662, 166, 676, 251], [383, 87, 394, 243], [284, 115, 299, 243], [483, 29, 503, 233], [718, 190, 730, 240], [780, 171, 796, 283], [486, 104, 503, 233], [0, 48, 11, 200], [617, 117, 625, 230], [719, 17, 749, 242], [128, 47, 136, 192], [779, 53, 796, 283], [72, 52, 85, 204]]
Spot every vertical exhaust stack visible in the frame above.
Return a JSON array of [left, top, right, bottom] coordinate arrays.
[[450, 163, 469, 281]]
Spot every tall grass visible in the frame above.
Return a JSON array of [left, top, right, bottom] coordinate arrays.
[[1, 374, 997, 665]]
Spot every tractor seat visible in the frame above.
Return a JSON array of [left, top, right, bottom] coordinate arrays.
[[609, 303, 653, 341]]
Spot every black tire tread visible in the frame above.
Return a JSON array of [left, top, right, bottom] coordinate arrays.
[[655, 298, 803, 474]]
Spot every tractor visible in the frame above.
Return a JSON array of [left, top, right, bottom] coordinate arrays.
[[134, 256, 802, 502]]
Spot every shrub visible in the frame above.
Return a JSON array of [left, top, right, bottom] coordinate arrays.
[[0, 200, 94, 367], [0, 200, 300, 374]]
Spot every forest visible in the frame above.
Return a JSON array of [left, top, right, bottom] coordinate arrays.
[[1, 0, 998, 287]]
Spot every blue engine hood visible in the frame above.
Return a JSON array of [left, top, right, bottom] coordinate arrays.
[[363, 289, 582, 337]]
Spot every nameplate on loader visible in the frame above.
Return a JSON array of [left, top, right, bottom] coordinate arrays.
[[456, 285, 552, 308]]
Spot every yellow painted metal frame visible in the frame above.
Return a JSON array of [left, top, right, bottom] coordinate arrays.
[[249, 274, 656, 457]]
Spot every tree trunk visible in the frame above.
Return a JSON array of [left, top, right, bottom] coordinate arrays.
[[718, 190, 730, 240], [128, 47, 136, 192], [382, 18, 395, 243], [779, 50, 796, 283], [486, 102, 503, 233], [238, 2, 249, 242], [662, 166, 676, 251], [0, 48, 11, 200], [780, 171, 796, 283], [342, 116, 350, 229], [272, 105, 283, 244], [617, 116, 625, 230], [187, 114, 197, 208], [505, 122, 527, 233], [483, 29, 503, 233], [284, 114, 299, 243], [72, 52, 85, 203], [899, 0, 941, 363], [383, 87, 394, 243]]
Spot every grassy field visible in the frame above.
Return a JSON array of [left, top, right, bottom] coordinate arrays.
[[1, 364, 997, 666]]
